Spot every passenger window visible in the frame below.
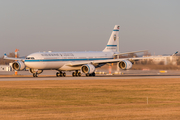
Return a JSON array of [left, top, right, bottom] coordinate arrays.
[[26, 57, 35, 59]]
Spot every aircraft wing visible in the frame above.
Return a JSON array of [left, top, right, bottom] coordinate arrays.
[[67, 56, 163, 66], [114, 50, 148, 56], [3, 53, 24, 61]]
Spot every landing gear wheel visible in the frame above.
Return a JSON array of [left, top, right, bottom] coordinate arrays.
[[59, 72, 63, 77], [86, 72, 95, 77], [63, 72, 66, 77], [86, 74, 89, 77], [72, 71, 81, 77], [56, 72, 60, 77], [78, 72, 81, 77], [56, 71, 66, 77], [72, 72, 76, 77], [92, 72, 95, 76], [33, 73, 38, 77]]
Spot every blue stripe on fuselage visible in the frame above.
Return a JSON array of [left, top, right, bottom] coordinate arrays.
[[106, 45, 117, 47], [24, 58, 113, 62], [113, 30, 119, 31]]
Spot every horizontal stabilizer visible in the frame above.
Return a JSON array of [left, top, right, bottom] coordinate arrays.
[[3, 53, 24, 61], [114, 50, 148, 56]]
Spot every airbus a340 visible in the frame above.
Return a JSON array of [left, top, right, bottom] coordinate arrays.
[[4, 25, 150, 77]]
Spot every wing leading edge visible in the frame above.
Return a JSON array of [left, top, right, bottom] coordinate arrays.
[[66, 56, 165, 67]]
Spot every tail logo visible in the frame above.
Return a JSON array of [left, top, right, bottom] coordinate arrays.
[[114, 34, 116, 41]]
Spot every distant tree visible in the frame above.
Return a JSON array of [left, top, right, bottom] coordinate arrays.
[[128, 53, 137, 58], [144, 51, 151, 56], [158, 61, 165, 65], [0, 56, 5, 65], [138, 59, 154, 65], [8, 52, 19, 57], [140, 59, 148, 65], [118, 55, 128, 58], [177, 57, 180, 65]]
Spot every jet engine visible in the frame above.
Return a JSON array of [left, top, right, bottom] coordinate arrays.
[[118, 60, 132, 70], [81, 64, 95, 74], [29, 68, 43, 74], [12, 61, 26, 71]]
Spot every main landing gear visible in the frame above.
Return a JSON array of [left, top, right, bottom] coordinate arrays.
[[56, 71, 66, 77], [72, 70, 81, 77], [72, 70, 95, 77], [55, 71, 95, 77], [86, 72, 95, 77]]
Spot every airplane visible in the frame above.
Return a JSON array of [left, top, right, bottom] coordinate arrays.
[[4, 25, 151, 77]]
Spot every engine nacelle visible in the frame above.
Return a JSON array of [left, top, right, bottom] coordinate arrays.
[[29, 68, 43, 74], [81, 64, 95, 74], [12, 61, 26, 71], [118, 60, 132, 70]]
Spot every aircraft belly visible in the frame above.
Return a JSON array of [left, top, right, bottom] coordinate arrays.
[[58, 65, 81, 71], [25, 61, 64, 69]]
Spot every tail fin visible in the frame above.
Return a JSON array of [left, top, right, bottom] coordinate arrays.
[[103, 25, 120, 52]]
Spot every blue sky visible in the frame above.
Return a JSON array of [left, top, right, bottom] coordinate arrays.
[[0, 0, 180, 56]]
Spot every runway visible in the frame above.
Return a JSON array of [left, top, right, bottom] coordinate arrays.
[[1, 70, 180, 81]]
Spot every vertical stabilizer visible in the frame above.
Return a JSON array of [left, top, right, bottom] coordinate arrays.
[[103, 25, 120, 52]]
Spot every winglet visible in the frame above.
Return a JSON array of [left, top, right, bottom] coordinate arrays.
[[3, 53, 7, 58], [172, 51, 179, 56]]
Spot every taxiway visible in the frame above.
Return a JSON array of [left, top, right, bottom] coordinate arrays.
[[1, 70, 180, 81]]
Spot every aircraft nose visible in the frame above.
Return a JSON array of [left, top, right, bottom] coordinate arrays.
[[24, 61, 31, 68]]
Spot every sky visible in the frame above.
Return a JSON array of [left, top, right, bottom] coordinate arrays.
[[0, 0, 180, 57]]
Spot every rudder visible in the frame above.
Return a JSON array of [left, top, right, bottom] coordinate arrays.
[[103, 25, 120, 52]]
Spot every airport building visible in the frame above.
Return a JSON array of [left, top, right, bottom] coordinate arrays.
[[0, 63, 28, 71], [141, 56, 178, 65], [0, 65, 12, 71]]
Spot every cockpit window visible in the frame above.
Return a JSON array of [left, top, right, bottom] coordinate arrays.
[[26, 57, 35, 59]]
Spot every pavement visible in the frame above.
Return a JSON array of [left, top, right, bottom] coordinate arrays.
[[0, 69, 180, 81]]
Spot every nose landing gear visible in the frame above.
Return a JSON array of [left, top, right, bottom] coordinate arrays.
[[30, 69, 43, 77], [33, 73, 38, 77]]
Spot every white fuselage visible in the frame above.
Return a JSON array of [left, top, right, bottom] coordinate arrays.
[[24, 51, 115, 71]]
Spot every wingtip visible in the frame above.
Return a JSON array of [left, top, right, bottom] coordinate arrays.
[[172, 51, 179, 56], [3, 53, 7, 58]]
